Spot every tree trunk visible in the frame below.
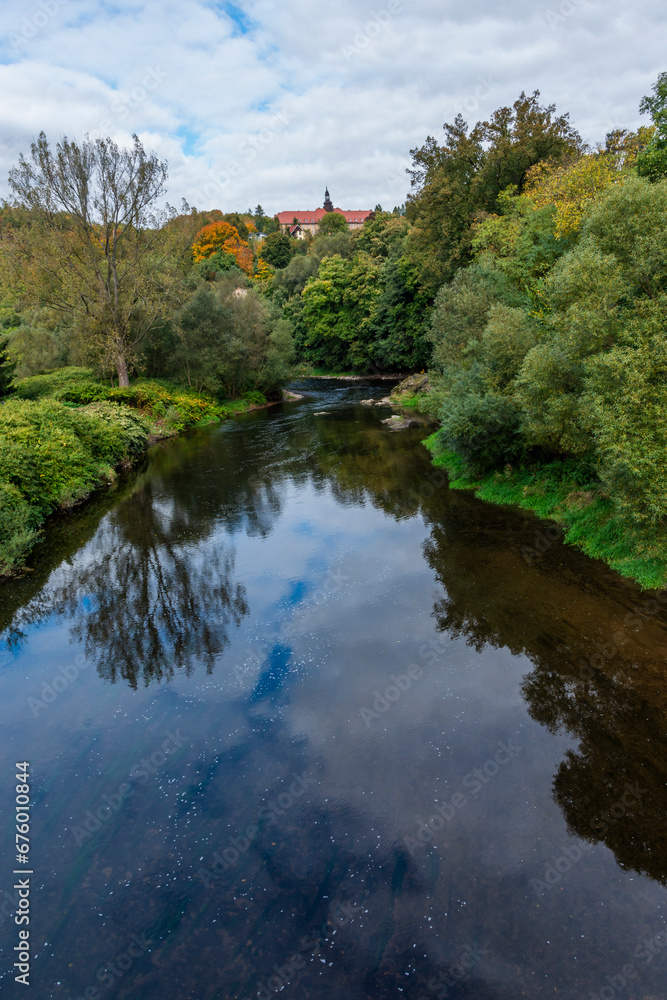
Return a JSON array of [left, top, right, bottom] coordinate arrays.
[[116, 355, 130, 387]]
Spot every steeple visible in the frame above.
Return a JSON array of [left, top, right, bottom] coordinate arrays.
[[323, 187, 334, 213]]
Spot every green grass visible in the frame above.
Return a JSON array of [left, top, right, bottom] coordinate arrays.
[[394, 392, 435, 413], [423, 431, 667, 590]]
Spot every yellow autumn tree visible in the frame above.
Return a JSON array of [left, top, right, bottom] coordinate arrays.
[[525, 127, 654, 237], [191, 220, 253, 274]]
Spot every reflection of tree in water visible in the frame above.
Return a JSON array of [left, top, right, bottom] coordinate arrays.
[[52, 482, 249, 688], [523, 655, 667, 884], [421, 493, 667, 884]]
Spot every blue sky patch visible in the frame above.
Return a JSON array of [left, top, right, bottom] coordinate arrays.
[[214, 1, 255, 36]]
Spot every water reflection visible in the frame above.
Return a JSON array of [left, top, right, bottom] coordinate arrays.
[[421, 491, 667, 886], [66, 485, 249, 686], [1, 380, 666, 1000]]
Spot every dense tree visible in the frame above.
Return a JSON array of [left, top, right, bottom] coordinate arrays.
[[191, 220, 253, 275], [300, 254, 380, 370], [173, 273, 294, 398], [407, 116, 482, 288], [5, 133, 188, 386], [472, 90, 582, 206], [261, 231, 292, 269], [0, 335, 16, 397], [407, 92, 582, 288], [637, 71, 667, 180], [317, 211, 349, 236]]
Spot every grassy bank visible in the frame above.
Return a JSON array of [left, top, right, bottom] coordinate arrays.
[[423, 431, 667, 590], [0, 368, 267, 576]]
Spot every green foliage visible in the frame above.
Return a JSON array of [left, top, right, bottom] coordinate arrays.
[[407, 91, 582, 288], [300, 254, 381, 371], [4, 306, 73, 377], [317, 212, 349, 236], [13, 367, 98, 400], [424, 434, 667, 589], [425, 159, 667, 577], [310, 230, 352, 261], [0, 482, 41, 574], [261, 232, 292, 269], [194, 250, 239, 280], [172, 279, 295, 398], [285, 213, 431, 373], [0, 397, 152, 573], [471, 192, 570, 297], [438, 389, 525, 474], [638, 71, 667, 181], [0, 335, 17, 397]]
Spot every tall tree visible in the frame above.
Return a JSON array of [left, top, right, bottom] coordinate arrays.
[[0, 335, 16, 397], [638, 70, 667, 180], [472, 90, 583, 207], [191, 220, 254, 274], [317, 212, 349, 236], [5, 132, 185, 386], [261, 231, 292, 269], [407, 93, 582, 289]]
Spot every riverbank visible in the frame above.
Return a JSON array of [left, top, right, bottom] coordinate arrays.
[[423, 432, 667, 591], [0, 368, 269, 576]]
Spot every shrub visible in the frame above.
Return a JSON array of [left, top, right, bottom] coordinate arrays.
[[0, 398, 152, 573], [13, 367, 98, 400], [0, 482, 41, 575]]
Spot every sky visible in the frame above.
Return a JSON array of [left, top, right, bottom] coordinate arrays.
[[0, 0, 665, 215]]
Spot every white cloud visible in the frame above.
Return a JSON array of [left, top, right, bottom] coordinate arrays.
[[0, 0, 665, 213]]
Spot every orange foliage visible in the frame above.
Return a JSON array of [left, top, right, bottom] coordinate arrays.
[[192, 220, 253, 274]]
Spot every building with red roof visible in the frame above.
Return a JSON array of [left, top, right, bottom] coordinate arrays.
[[276, 189, 372, 236]]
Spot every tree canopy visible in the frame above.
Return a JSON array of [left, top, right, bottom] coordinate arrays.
[[5, 132, 184, 386]]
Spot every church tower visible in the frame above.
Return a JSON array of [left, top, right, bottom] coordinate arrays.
[[323, 187, 334, 213]]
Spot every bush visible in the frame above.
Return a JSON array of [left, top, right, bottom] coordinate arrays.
[[13, 367, 98, 400], [439, 391, 525, 475], [0, 483, 41, 575], [54, 382, 108, 405], [0, 398, 152, 573]]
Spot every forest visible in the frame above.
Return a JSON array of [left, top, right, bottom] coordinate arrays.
[[1, 72, 667, 584]]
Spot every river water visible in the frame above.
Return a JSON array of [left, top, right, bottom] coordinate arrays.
[[0, 378, 666, 1000]]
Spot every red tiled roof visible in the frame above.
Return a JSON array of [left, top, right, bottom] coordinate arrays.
[[276, 207, 372, 224]]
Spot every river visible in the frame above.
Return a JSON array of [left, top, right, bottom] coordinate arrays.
[[0, 378, 666, 1000]]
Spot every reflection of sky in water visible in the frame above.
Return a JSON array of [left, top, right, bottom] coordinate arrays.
[[0, 381, 666, 1000]]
